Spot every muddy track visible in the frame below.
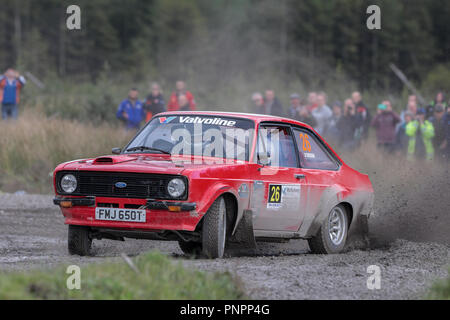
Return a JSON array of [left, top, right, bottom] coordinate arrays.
[[0, 193, 448, 299]]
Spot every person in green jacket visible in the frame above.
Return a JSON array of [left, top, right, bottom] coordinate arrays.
[[405, 108, 435, 160]]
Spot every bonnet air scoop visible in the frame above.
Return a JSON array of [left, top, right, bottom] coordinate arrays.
[[93, 157, 114, 164]]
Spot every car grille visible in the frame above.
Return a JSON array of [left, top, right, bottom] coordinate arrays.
[[56, 171, 186, 200]]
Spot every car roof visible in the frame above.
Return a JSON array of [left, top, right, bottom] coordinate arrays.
[[156, 111, 313, 129]]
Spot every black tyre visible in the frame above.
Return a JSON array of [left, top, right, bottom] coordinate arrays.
[[308, 204, 348, 254], [202, 196, 227, 258], [178, 240, 202, 256], [68, 225, 92, 256]]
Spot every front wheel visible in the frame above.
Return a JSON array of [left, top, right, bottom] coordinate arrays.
[[68, 225, 92, 256], [202, 197, 227, 258], [308, 204, 348, 254]]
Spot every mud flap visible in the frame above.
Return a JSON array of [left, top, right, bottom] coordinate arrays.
[[359, 214, 370, 248], [229, 209, 256, 249], [346, 213, 371, 251]]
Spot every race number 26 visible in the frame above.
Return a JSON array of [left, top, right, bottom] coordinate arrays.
[[268, 185, 282, 203], [299, 133, 311, 152]]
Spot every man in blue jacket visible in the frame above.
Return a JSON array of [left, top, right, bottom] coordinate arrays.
[[0, 68, 26, 120], [116, 88, 145, 130]]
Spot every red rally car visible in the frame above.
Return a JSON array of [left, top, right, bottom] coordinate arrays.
[[53, 111, 374, 258]]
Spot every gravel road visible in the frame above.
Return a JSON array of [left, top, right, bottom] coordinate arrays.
[[0, 193, 448, 299]]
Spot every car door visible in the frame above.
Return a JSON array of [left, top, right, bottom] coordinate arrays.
[[290, 127, 341, 232], [250, 124, 307, 232]]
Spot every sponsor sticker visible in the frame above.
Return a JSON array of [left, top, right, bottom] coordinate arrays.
[[179, 116, 236, 127], [238, 183, 249, 198], [267, 184, 301, 209], [159, 116, 176, 124]]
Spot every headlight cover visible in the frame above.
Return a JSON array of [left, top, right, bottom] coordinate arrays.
[[167, 178, 186, 198], [60, 174, 77, 193]]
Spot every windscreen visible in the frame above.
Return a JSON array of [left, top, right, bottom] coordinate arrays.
[[125, 115, 255, 161]]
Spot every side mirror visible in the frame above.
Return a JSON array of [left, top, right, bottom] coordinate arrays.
[[257, 153, 271, 166], [112, 147, 121, 155]]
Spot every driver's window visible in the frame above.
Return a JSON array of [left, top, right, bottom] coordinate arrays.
[[292, 128, 338, 170], [257, 126, 298, 168]]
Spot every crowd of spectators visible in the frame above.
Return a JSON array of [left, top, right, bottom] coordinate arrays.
[[116, 80, 197, 130], [114, 81, 449, 161], [0, 66, 446, 162], [250, 89, 449, 161]]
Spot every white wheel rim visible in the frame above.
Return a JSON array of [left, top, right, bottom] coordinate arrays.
[[328, 207, 346, 246], [217, 198, 226, 257]]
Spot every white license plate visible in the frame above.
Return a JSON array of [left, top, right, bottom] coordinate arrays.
[[95, 207, 146, 223]]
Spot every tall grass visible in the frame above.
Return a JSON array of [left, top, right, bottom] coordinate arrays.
[[0, 251, 245, 299], [0, 112, 133, 193]]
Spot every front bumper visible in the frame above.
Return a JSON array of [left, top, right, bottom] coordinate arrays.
[[53, 196, 200, 231]]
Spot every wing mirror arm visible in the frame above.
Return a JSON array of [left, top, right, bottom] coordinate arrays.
[[257, 152, 271, 168]]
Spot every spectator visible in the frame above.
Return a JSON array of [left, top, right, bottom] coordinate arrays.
[[385, 100, 394, 112], [250, 92, 265, 114], [306, 92, 318, 113], [263, 89, 284, 117], [116, 88, 145, 130], [298, 107, 316, 127], [288, 93, 302, 119], [178, 94, 191, 111], [338, 99, 361, 152], [408, 94, 418, 105], [288, 93, 316, 126], [371, 101, 401, 153], [405, 108, 435, 161], [396, 111, 414, 154], [143, 82, 166, 122], [407, 100, 418, 116], [398, 100, 418, 133], [312, 92, 332, 136], [327, 101, 343, 142], [0, 68, 26, 120], [406, 95, 421, 111], [443, 106, 450, 160], [351, 91, 371, 140], [429, 104, 447, 160], [428, 91, 447, 116], [167, 80, 196, 111]]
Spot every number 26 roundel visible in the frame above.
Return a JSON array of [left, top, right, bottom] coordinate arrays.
[[268, 184, 282, 204]]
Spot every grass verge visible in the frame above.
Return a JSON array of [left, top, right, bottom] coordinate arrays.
[[427, 270, 450, 300], [0, 251, 245, 299]]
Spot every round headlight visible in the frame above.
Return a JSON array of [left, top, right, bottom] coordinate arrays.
[[167, 178, 186, 198], [61, 174, 77, 193]]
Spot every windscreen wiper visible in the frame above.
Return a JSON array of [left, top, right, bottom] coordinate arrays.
[[126, 146, 171, 154]]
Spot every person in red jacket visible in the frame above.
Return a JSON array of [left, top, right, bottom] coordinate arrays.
[[167, 80, 196, 111]]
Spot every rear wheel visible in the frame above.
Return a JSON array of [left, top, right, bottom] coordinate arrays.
[[178, 240, 202, 256], [202, 197, 227, 258], [308, 204, 348, 254], [68, 225, 92, 256]]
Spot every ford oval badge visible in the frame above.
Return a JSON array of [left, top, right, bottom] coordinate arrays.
[[115, 182, 127, 188]]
